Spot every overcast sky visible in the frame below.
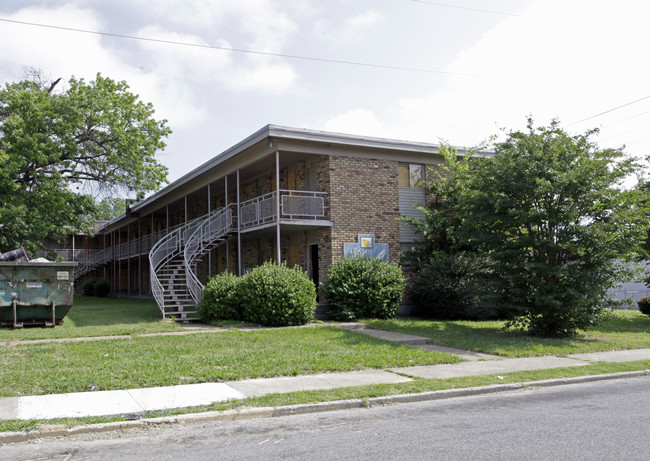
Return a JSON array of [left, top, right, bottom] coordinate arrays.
[[1, 0, 649, 186]]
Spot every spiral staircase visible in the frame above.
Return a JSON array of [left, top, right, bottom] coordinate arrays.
[[149, 206, 236, 320]]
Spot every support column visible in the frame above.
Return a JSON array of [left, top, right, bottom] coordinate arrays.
[[127, 224, 131, 296], [225, 175, 229, 274], [237, 170, 242, 276], [138, 218, 142, 296], [276, 150, 281, 265], [207, 183, 212, 278]]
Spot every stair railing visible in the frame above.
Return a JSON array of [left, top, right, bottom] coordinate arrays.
[[149, 217, 203, 315], [184, 205, 236, 306]]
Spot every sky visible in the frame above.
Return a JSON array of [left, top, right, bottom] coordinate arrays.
[[1, 0, 649, 186]]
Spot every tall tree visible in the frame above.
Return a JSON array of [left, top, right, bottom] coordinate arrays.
[[460, 118, 646, 337], [0, 72, 170, 255]]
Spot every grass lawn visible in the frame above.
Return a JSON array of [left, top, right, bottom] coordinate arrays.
[[0, 326, 459, 397], [0, 296, 184, 341], [366, 310, 650, 357]]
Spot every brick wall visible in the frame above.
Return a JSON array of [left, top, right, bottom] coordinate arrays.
[[328, 156, 401, 265]]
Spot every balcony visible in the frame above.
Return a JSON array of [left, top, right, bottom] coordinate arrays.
[[239, 190, 331, 231]]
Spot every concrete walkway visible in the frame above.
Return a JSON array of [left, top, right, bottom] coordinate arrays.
[[1, 327, 649, 421]]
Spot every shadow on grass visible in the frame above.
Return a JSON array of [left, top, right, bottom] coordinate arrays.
[[66, 295, 163, 327], [364, 317, 613, 356]]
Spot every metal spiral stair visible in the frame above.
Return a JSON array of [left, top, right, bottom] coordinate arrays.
[[149, 206, 236, 320], [149, 217, 203, 320], [185, 205, 236, 306]]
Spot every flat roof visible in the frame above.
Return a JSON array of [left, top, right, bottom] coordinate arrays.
[[100, 125, 480, 232]]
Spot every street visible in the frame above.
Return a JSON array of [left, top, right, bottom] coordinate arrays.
[[2, 376, 649, 460]]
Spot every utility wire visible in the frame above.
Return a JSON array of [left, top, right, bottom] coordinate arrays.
[[3, 17, 648, 90], [601, 109, 650, 128], [0, 17, 484, 78], [407, 0, 523, 17], [598, 125, 650, 143], [565, 95, 650, 127]]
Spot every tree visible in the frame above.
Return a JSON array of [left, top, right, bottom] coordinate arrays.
[[402, 143, 503, 320], [0, 71, 170, 255], [460, 118, 646, 337], [94, 197, 129, 221]]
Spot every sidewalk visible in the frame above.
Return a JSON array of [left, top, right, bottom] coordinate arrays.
[[1, 327, 650, 421]]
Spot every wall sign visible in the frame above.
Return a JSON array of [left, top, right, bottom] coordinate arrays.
[[343, 234, 389, 261]]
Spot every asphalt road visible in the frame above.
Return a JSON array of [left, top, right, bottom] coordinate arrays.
[[2, 376, 650, 460]]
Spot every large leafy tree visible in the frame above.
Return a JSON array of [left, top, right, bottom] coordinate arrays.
[[0, 72, 170, 255], [460, 119, 646, 337], [402, 143, 503, 320]]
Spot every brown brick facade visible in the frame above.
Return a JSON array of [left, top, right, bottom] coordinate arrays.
[[327, 156, 401, 266]]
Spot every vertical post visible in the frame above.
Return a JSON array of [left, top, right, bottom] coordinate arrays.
[[276, 150, 281, 266], [138, 218, 142, 296], [237, 169, 241, 276], [184, 195, 188, 223], [207, 183, 212, 278], [72, 235, 75, 262], [166, 205, 169, 234], [127, 224, 131, 296], [225, 175, 229, 273]]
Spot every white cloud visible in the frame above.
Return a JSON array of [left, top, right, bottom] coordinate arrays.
[[315, 10, 383, 42], [323, 109, 387, 137]]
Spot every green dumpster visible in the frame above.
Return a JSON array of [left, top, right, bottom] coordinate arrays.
[[0, 262, 77, 328]]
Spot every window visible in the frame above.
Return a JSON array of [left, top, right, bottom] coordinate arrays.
[[398, 164, 423, 188]]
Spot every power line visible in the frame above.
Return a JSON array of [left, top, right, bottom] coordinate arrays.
[[601, 109, 650, 128], [625, 134, 650, 148], [3, 16, 648, 90], [406, 0, 523, 17], [598, 125, 650, 143], [565, 95, 650, 127], [0, 17, 485, 78]]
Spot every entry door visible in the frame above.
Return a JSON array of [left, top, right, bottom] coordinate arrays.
[[309, 244, 319, 287]]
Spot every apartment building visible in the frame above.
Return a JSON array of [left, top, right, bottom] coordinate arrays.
[[74, 125, 464, 320]]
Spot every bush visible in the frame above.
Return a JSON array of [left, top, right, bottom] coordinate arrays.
[[239, 262, 317, 327], [82, 279, 96, 296], [92, 278, 110, 297], [638, 296, 650, 316], [411, 252, 505, 320], [82, 278, 110, 297], [320, 256, 406, 321], [200, 272, 242, 322]]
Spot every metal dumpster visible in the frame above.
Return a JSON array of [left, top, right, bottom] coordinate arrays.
[[0, 262, 77, 328]]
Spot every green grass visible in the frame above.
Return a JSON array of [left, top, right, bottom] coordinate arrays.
[[366, 310, 650, 357], [0, 326, 459, 397], [4, 360, 648, 433], [0, 296, 184, 341]]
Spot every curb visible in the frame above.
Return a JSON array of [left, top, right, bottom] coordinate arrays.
[[1, 370, 647, 444]]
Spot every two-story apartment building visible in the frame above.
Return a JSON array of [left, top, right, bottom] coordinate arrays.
[[74, 125, 472, 320]]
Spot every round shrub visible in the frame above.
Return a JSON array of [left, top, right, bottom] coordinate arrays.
[[82, 279, 96, 296], [82, 278, 110, 297], [200, 272, 242, 322], [92, 278, 110, 297], [411, 252, 504, 320], [239, 262, 317, 327], [320, 256, 406, 321], [638, 296, 650, 316]]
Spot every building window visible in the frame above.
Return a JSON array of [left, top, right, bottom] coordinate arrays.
[[398, 164, 423, 188]]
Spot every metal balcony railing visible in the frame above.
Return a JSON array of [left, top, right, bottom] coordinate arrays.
[[239, 190, 328, 230]]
